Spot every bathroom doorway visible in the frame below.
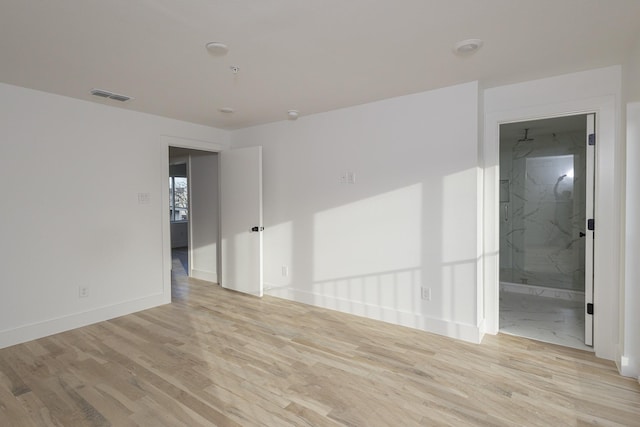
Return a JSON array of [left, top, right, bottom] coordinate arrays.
[[498, 114, 595, 350]]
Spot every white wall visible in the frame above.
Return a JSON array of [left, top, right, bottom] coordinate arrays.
[[621, 38, 640, 380], [623, 103, 640, 378], [0, 82, 229, 348], [624, 37, 640, 103], [232, 82, 483, 342], [189, 153, 219, 283], [484, 66, 622, 362]]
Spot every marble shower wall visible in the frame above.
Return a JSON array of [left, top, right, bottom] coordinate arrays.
[[500, 130, 586, 292]]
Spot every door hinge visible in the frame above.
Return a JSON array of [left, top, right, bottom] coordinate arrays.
[[587, 303, 594, 315], [587, 219, 595, 231], [588, 133, 595, 146]]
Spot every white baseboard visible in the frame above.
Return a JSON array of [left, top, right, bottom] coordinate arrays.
[[191, 269, 217, 283], [266, 286, 482, 344], [500, 281, 585, 302], [0, 294, 167, 350], [617, 345, 638, 379]]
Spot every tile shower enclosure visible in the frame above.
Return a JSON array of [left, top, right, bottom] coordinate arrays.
[[499, 116, 587, 293]]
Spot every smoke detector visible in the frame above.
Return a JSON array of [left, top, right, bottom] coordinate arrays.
[[453, 39, 483, 55], [206, 42, 229, 56]]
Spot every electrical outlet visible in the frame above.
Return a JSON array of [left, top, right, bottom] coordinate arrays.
[[421, 287, 431, 301], [137, 192, 150, 204], [79, 286, 89, 298], [282, 265, 289, 277]]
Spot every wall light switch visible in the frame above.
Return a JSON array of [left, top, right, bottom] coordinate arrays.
[[347, 172, 356, 184], [79, 286, 89, 298], [340, 172, 348, 184], [282, 266, 289, 277], [138, 192, 151, 204]]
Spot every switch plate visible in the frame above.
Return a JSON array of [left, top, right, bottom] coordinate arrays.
[[340, 172, 348, 184], [347, 172, 356, 184], [138, 192, 151, 204], [79, 286, 89, 298], [421, 287, 431, 301], [282, 266, 289, 277]]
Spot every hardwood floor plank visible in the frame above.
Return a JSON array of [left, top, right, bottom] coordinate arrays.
[[1, 267, 639, 426]]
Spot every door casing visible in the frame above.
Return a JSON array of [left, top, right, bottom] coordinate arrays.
[[482, 94, 619, 362]]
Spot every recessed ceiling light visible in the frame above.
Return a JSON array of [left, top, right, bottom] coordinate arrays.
[[453, 39, 483, 55], [287, 110, 299, 120], [219, 107, 235, 114], [206, 42, 229, 56]]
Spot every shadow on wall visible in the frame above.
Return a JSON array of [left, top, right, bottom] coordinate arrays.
[[220, 167, 481, 341]]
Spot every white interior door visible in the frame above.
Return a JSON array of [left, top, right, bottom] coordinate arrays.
[[220, 146, 263, 297], [585, 114, 595, 346]]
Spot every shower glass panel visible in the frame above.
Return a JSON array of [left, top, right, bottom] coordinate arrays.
[[519, 155, 583, 289], [500, 123, 586, 292]]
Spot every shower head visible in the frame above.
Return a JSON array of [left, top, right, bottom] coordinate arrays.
[[518, 128, 535, 142]]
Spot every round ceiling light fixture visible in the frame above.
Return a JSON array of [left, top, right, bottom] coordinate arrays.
[[219, 107, 235, 114], [287, 110, 299, 120], [453, 38, 483, 55], [206, 41, 229, 56]]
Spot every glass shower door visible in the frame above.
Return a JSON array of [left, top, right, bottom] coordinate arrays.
[[518, 154, 585, 291]]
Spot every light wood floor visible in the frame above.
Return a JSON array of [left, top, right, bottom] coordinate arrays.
[[1, 259, 639, 426]]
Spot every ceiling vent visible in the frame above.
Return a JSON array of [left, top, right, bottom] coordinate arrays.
[[90, 88, 133, 102]]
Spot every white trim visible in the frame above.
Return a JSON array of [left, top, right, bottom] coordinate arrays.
[[617, 345, 635, 378], [585, 113, 595, 346], [0, 294, 165, 349], [191, 269, 218, 283], [161, 135, 227, 152], [267, 287, 484, 344], [186, 156, 193, 277]]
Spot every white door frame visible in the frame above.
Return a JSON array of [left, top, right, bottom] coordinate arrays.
[[584, 113, 596, 346], [483, 95, 619, 361], [160, 135, 225, 304]]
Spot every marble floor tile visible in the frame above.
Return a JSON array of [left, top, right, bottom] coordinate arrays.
[[499, 291, 592, 351]]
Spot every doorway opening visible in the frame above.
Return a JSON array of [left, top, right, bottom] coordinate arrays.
[[168, 146, 220, 294], [169, 160, 189, 272], [498, 114, 594, 351]]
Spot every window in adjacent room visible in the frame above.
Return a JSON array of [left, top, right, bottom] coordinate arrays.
[[169, 164, 188, 222]]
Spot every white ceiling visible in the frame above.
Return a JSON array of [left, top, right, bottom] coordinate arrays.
[[1, 1, 639, 130]]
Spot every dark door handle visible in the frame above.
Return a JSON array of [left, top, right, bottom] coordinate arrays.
[[579, 232, 586, 237], [250, 226, 264, 232]]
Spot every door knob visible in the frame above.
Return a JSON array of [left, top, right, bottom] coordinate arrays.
[[579, 232, 586, 237], [250, 226, 264, 232]]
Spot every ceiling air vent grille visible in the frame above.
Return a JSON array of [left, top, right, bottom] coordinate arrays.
[[90, 88, 133, 102], [90, 89, 111, 98], [108, 93, 131, 102]]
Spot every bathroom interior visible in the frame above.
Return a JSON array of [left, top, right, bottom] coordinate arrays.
[[499, 114, 592, 351]]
